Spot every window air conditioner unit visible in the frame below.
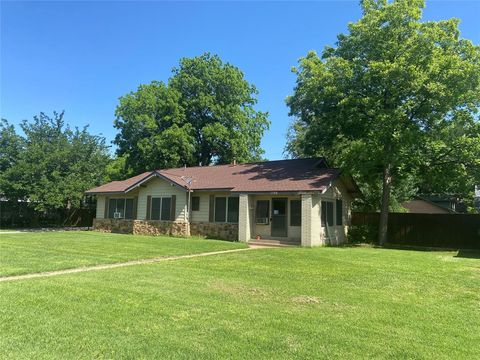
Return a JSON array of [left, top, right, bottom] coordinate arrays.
[[256, 217, 269, 225], [114, 212, 122, 219]]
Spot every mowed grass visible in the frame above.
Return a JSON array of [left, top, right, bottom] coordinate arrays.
[[1, 246, 479, 359], [0, 231, 246, 276]]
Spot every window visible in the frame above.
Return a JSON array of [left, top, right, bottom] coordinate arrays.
[[108, 198, 134, 219], [214, 196, 239, 223], [336, 199, 343, 226], [150, 197, 172, 221], [256, 200, 270, 225], [192, 196, 200, 211], [214, 197, 227, 222], [125, 199, 134, 219], [227, 197, 239, 223], [321, 201, 334, 227], [161, 197, 172, 221], [290, 200, 301, 226], [151, 198, 161, 220]]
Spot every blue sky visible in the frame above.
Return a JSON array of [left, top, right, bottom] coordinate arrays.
[[2, 1, 479, 160]]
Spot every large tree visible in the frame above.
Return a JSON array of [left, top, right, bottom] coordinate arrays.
[[0, 119, 26, 200], [114, 53, 270, 174], [286, 0, 480, 244], [0, 112, 110, 212]]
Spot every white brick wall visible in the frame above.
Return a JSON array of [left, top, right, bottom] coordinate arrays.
[[238, 194, 251, 242], [96, 195, 105, 219]]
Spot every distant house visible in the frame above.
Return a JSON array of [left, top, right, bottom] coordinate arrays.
[[402, 197, 456, 214], [85, 158, 361, 246]]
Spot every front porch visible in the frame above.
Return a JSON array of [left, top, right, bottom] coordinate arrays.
[[238, 193, 324, 247]]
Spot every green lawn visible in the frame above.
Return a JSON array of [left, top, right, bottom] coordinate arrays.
[[0, 231, 246, 276], [1, 244, 479, 359]]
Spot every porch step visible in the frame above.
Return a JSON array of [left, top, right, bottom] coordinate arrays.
[[248, 239, 300, 248]]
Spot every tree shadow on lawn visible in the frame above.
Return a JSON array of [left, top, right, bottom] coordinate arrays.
[[344, 243, 480, 259]]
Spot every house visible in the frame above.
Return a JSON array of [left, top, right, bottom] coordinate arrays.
[[85, 158, 361, 246], [402, 195, 468, 214], [401, 196, 457, 214]]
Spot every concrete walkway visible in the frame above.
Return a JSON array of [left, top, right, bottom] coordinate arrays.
[[0, 247, 254, 283]]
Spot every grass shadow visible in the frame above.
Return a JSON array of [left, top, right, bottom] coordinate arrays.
[[455, 249, 480, 259]]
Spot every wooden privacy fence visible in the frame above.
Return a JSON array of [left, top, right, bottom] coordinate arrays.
[[352, 212, 480, 249]]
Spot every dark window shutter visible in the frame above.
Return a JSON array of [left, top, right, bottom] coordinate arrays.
[[170, 195, 176, 221], [133, 196, 138, 219], [209, 195, 214, 222], [104, 196, 109, 219], [146, 195, 152, 220]]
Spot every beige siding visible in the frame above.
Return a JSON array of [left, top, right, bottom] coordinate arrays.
[[137, 177, 187, 221], [190, 192, 210, 222]]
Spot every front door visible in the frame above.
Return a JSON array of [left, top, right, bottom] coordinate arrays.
[[271, 198, 288, 237]]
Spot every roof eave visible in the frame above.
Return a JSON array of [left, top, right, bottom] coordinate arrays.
[[84, 191, 127, 195], [124, 171, 187, 193]]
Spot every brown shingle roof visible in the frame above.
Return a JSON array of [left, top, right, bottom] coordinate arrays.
[[85, 172, 151, 194], [86, 158, 359, 196]]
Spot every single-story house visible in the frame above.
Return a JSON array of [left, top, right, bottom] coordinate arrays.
[[85, 158, 361, 246], [401, 197, 457, 214]]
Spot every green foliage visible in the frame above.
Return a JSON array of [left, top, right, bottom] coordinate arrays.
[[103, 155, 133, 182], [286, 0, 480, 212], [347, 225, 379, 244], [114, 53, 270, 173], [0, 119, 25, 200], [0, 112, 110, 211]]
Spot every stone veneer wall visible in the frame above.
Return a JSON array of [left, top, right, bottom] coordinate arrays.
[[133, 220, 189, 237], [93, 219, 188, 237], [93, 219, 134, 234], [190, 222, 239, 241]]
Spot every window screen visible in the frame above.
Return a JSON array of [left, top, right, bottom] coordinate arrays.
[[227, 197, 239, 223], [125, 199, 134, 219], [108, 198, 134, 219], [151, 198, 161, 220], [290, 200, 301, 226], [256, 200, 270, 224], [214, 197, 227, 222], [192, 196, 200, 211], [161, 197, 172, 221], [108, 199, 116, 219], [336, 199, 343, 225], [321, 201, 334, 227], [327, 202, 333, 226]]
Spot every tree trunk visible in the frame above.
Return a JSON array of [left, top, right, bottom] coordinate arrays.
[[378, 164, 392, 245]]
